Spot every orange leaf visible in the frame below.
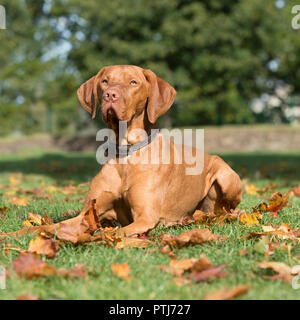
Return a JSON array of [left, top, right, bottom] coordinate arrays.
[[115, 237, 151, 249], [111, 262, 132, 280], [268, 191, 289, 213], [28, 234, 59, 258], [10, 197, 29, 206], [204, 284, 250, 300], [13, 253, 56, 279]]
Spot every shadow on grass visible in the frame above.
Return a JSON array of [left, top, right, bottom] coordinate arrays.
[[0, 151, 299, 185]]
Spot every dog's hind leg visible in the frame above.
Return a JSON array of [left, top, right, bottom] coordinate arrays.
[[198, 156, 242, 214]]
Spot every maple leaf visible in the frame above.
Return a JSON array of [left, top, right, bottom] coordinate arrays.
[[204, 284, 250, 300], [111, 262, 132, 281], [28, 234, 59, 258]]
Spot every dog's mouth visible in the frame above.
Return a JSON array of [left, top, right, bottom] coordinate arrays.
[[102, 105, 119, 124]]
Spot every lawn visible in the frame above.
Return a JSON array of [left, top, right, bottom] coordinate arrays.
[[0, 149, 299, 300]]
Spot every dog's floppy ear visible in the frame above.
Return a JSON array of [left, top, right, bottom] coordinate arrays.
[[77, 68, 105, 119], [143, 69, 176, 124]]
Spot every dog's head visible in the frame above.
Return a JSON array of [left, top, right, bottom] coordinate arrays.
[[77, 65, 176, 128]]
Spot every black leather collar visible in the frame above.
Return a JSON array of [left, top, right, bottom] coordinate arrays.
[[107, 129, 159, 157]]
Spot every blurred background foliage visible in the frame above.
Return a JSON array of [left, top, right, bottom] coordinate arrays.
[[0, 0, 300, 136]]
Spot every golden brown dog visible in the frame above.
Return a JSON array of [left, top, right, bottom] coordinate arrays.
[[1, 65, 242, 238], [74, 65, 242, 236]]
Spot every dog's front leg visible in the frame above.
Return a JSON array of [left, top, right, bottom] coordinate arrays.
[[118, 187, 162, 236]]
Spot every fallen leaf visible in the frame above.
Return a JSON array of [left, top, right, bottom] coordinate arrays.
[[257, 261, 293, 283], [13, 253, 88, 279], [240, 212, 260, 225], [188, 264, 228, 282], [115, 237, 151, 249], [111, 262, 132, 281], [268, 191, 289, 214], [159, 228, 227, 248], [245, 184, 261, 195], [158, 254, 227, 282], [204, 284, 250, 300], [17, 295, 40, 300], [56, 264, 87, 278], [247, 223, 300, 241], [10, 197, 29, 206], [13, 253, 56, 279], [28, 234, 59, 258], [158, 258, 199, 277]]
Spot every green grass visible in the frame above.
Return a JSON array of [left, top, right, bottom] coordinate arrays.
[[0, 149, 299, 300]]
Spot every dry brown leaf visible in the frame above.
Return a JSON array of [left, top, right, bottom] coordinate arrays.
[[248, 223, 300, 241], [159, 228, 227, 248], [22, 212, 53, 227], [56, 264, 87, 278], [204, 284, 250, 300], [268, 191, 289, 213], [111, 262, 132, 280], [188, 264, 228, 282], [28, 234, 59, 258], [257, 261, 293, 283], [115, 237, 151, 249], [157, 254, 226, 283], [13, 253, 56, 279], [13, 253, 88, 279], [163, 258, 198, 277]]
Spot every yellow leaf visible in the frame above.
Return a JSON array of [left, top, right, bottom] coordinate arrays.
[[240, 213, 259, 225], [22, 220, 33, 227], [245, 184, 260, 195]]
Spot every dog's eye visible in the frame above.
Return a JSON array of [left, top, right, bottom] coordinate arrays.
[[130, 80, 137, 85], [102, 79, 108, 84]]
